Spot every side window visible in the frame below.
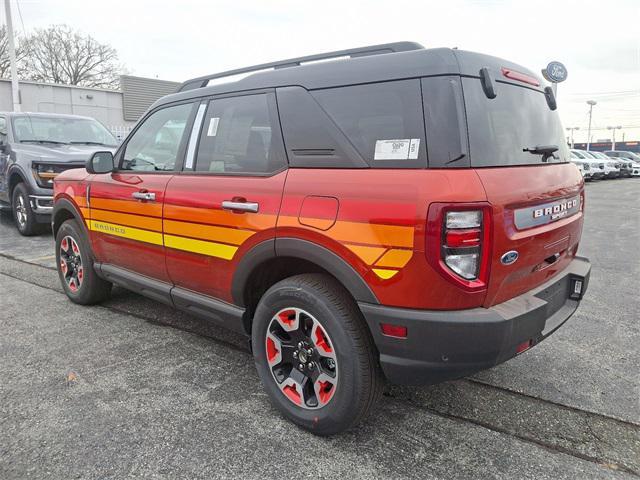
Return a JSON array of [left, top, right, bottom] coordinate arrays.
[[0, 117, 6, 137], [311, 80, 427, 168], [194, 93, 285, 174], [121, 103, 194, 171]]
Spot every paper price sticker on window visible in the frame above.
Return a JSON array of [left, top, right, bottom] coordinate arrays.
[[374, 139, 420, 160], [207, 117, 220, 137]]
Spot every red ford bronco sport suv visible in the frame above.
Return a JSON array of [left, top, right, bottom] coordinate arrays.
[[52, 42, 591, 435]]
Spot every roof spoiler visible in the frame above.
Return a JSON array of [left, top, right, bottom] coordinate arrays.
[[176, 41, 424, 93]]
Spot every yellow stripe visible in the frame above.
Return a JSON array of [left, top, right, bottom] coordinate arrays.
[[372, 268, 399, 280], [89, 220, 163, 246], [375, 249, 413, 268], [91, 208, 162, 232], [164, 234, 238, 260], [163, 220, 254, 246], [344, 244, 386, 265]]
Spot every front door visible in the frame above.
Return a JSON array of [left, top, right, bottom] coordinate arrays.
[[88, 102, 196, 282], [164, 92, 288, 303]]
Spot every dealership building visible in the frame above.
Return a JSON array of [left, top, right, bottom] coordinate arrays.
[[0, 75, 179, 139]]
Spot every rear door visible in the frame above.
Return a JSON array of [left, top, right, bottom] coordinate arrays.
[[163, 91, 287, 303], [460, 75, 585, 306], [89, 101, 196, 282]]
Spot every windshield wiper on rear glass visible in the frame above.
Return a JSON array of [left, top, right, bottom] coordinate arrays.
[[523, 144, 559, 162], [20, 139, 68, 145]]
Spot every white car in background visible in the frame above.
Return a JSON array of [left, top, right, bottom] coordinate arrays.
[[571, 149, 604, 179], [604, 150, 640, 177], [584, 151, 620, 178], [569, 154, 592, 180]]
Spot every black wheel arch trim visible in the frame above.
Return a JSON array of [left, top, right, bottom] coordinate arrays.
[[231, 237, 379, 306], [7, 165, 30, 196], [52, 197, 89, 238]]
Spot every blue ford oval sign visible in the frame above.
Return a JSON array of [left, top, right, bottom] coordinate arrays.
[[501, 250, 519, 265], [543, 61, 567, 83]]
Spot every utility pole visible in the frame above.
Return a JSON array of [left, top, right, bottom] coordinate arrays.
[[566, 127, 579, 149], [586, 100, 597, 151], [4, 0, 21, 112]]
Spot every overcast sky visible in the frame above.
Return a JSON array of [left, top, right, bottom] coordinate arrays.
[[5, 0, 640, 143]]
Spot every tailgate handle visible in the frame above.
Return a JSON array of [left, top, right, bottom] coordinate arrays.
[[544, 253, 560, 265]]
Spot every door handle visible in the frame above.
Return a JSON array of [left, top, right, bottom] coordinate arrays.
[[132, 191, 156, 201], [222, 200, 259, 213]]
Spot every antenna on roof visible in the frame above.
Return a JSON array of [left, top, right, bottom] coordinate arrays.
[[176, 41, 424, 93]]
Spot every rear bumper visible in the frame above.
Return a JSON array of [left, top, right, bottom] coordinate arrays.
[[359, 256, 591, 385]]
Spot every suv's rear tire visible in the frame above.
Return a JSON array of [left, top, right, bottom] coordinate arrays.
[[55, 219, 112, 304], [12, 183, 39, 236], [252, 273, 383, 435]]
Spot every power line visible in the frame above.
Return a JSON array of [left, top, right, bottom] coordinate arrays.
[[15, 0, 26, 35]]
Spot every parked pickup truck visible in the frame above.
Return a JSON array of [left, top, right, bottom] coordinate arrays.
[[0, 112, 117, 235]]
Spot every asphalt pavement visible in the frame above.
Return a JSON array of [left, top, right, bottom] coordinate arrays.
[[0, 178, 638, 479]]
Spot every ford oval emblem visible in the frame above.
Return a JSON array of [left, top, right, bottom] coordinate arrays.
[[501, 250, 519, 265]]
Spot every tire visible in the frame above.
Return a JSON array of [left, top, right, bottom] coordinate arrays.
[[11, 183, 40, 236], [252, 273, 383, 436], [55, 219, 112, 305]]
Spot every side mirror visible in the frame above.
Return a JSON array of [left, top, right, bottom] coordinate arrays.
[[87, 151, 114, 174]]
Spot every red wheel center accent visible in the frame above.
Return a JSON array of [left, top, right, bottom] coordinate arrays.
[[283, 384, 302, 405], [278, 309, 296, 327], [266, 336, 279, 363], [314, 327, 333, 354], [317, 380, 335, 404]]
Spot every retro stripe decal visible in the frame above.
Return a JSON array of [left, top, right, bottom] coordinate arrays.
[[86, 202, 415, 279], [163, 234, 238, 260], [89, 220, 163, 246], [163, 219, 254, 246]]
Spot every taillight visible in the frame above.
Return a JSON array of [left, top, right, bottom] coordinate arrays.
[[443, 210, 483, 280], [426, 203, 492, 291]]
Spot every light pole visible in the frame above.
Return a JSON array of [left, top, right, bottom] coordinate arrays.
[[3, 0, 21, 112], [586, 100, 597, 151], [566, 127, 580, 149], [607, 125, 622, 150]]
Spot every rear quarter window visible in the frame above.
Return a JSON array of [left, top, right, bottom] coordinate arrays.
[[463, 78, 569, 167], [311, 80, 427, 168]]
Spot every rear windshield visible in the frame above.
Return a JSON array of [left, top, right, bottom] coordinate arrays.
[[463, 78, 569, 167]]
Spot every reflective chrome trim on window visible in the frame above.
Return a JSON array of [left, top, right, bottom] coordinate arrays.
[[184, 103, 208, 170]]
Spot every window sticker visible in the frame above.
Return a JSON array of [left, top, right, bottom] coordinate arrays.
[[207, 117, 220, 137], [374, 139, 420, 160]]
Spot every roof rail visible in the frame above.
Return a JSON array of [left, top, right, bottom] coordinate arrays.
[[176, 41, 424, 93]]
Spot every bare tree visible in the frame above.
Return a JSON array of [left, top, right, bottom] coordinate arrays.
[[20, 25, 123, 89], [0, 25, 27, 79]]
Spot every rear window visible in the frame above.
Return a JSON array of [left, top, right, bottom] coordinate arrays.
[[463, 78, 569, 167], [311, 80, 427, 168]]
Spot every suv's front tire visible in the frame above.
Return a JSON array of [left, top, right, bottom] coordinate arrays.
[[252, 274, 383, 436], [11, 183, 39, 236], [55, 219, 112, 304]]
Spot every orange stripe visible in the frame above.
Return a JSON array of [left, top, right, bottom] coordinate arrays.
[[344, 244, 386, 265], [74, 196, 87, 208], [164, 204, 275, 231], [375, 249, 413, 268], [79, 207, 90, 219], [91, 208, 162, 232], [163, 219, 254, 245], [278, 216, 413, 248], [91, 197, 163, 217]]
